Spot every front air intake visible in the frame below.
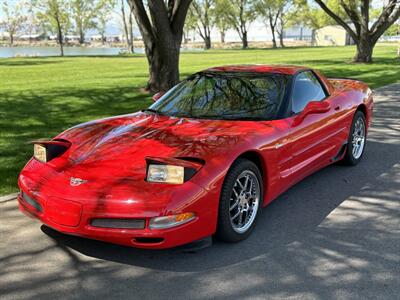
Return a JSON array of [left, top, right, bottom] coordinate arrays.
[[90, 218, 145, 229], [134, 237, 164, 244]]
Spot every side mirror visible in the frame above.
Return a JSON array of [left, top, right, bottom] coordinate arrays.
[[152, 91, 165, 102], [304, 100, 331, 114], [293, 101, 331, 126]]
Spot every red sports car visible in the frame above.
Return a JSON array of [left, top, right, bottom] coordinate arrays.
[[18, 65, 373, 249]]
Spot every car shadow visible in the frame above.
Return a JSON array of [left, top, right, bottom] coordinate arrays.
[[41, 134, 399, 272]]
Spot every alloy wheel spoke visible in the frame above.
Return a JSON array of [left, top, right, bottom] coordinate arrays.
[[232, 187, 239, 199], [238, 211, 244, 226], [229, 170, 261, 234], [230, 199, 239, 211], [244, 175, 249, 190], [236, 178, 245, 190], [232, 210, 241, 221]]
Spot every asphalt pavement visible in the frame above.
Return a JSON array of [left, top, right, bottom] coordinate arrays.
[[1, 83, 399, 300]]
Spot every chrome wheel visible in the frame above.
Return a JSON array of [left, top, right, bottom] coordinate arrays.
[[229, 170, 260, 234], [352, 117, 366, 159]]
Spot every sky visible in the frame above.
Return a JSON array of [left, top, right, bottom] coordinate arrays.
[[0, 0, 127, 35], [0, 0, 395, 37]]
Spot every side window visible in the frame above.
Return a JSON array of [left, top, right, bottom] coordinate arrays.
[[291, 71, 327, 114]]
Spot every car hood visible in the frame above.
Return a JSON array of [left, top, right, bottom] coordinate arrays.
[[51, 112, 274, 181]]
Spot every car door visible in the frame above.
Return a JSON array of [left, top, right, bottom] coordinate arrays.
[[287, 71, 340, 185]]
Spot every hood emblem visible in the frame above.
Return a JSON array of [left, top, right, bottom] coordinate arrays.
[[70, 177, 87, 186]]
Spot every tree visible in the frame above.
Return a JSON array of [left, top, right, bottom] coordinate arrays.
[[290, 0, 344, 30], [276, 1, 293, 47], [277, 11, 285, 47], [314, 0, 400, 63], [190, 0, 215, 49], [256, 0, 283, 48], [288, 0, 345, 44], [384, 21, 399, 36], [214, 0, 231, 43], [70, 0, 98, 44], [225, 0, 257, 49], [120, 0, 134, 53], [128, 0, 192, 92], [35, 0, 70, 56], [0, 0, 26, 45], [184, 7, 197, 43], [24, 0, 39, 44], [96, 0, 116, 45]]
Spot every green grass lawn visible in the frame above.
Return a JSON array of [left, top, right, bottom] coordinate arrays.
[[0, 44, 399, 195]]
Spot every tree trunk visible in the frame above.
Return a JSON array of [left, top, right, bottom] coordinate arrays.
[[279, 32, 285, 48], [354, 35, 375, 63], [220, 31, 225, 43], [79, 27, 85, 44], [268, 14, 277, 49], [242, 31, 248, 49], [121, 0, 131, 52], [311, 29, 316, 46], [128, 0, 191, 92], [56, 17, 64, 57], [128, 12, 135, 53], [183, 30, 188, 44], [59, 37, 64, 57], [9, 33, 14, 45], [146, 42, 180, 92], [271, 28, 277, 48], [204, 35, 211, 49]]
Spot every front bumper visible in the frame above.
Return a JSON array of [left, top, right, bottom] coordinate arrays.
[[18, 181, 217, 249]]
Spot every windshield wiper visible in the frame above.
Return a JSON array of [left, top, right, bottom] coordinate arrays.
[[197, 115, 266, 121], [142, 108, 167, 116], [221, 116, 266, 121]]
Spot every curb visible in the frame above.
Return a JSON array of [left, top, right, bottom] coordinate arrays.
[[0, 192, 18, 203]]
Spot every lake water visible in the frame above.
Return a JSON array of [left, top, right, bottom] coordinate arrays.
[[0, 46, 202, 58]]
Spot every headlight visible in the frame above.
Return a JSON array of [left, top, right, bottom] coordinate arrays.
[[32, 140, 71, 163], [33, 144, 47, 163], [149, 212, 196, 229], [147, 164, 184, 184]]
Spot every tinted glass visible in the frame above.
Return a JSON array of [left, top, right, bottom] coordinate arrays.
[[291, 71, 327, 114], [148, 72, 290, 120]]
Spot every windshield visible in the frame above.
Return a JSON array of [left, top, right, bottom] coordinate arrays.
[[147, 72, 290, 120]]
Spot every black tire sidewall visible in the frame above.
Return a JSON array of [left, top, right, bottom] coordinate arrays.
[[216, 158, 263, 243]]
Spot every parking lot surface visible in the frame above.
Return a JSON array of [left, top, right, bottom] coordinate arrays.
[[1, 84, 399, 300]]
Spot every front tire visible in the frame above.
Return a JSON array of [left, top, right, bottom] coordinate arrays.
[[343, 111, 367, 165], [216, 158, 263, 243]]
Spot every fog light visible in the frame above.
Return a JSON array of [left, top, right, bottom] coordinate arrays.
[[149, 212, 195, 229]]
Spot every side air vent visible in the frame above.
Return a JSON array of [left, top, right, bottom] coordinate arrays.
[[21, 192, 42, 212]]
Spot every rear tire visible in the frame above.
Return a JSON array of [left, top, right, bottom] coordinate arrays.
[[216, 158, 263, 243], [343, 111, 366, 166]]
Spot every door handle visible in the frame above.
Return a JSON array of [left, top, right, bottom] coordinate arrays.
[[334, 105, 341, 111]]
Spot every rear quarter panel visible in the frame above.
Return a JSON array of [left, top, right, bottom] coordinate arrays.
[[328, 78, 373, 130]]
